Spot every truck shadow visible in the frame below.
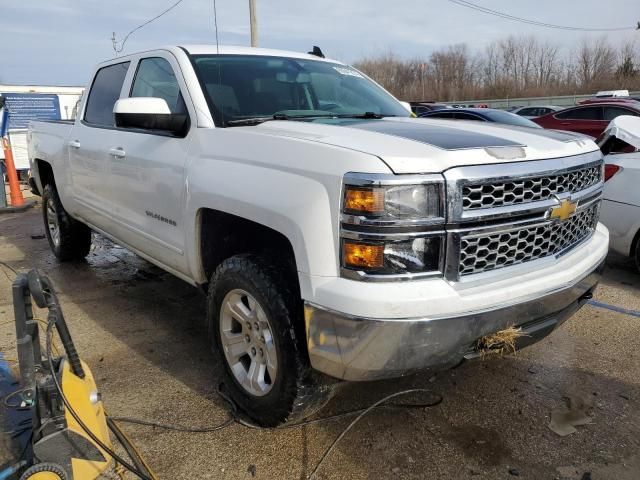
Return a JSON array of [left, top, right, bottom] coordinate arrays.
[[2, 217, 639, 479]]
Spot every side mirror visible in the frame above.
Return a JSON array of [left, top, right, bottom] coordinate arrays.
[[113, 97, 188, 135]]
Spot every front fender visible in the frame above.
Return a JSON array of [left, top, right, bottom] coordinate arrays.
[[183, 129, 391, 285]]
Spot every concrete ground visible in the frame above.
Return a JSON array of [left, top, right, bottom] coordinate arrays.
[[1, 205, 639, 480]]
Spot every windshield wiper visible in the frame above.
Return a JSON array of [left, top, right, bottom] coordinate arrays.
[[226, 116, 276, 126], [226, 112, 396, 127], [226, 113, 339, 127], [334, 112, 396, 119]]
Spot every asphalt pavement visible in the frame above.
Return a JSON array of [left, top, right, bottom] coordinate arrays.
[[1, 206, 639, 479]]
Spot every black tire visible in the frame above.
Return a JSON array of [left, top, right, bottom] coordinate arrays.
[[207, 253, 332, 427], [634, 237, 640, 274], [42, 183, 92, 261]]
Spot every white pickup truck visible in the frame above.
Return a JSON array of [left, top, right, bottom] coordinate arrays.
[[28, 45, 608, 426]]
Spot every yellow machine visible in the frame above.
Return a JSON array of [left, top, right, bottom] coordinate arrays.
[[11, 270, 153, 480]]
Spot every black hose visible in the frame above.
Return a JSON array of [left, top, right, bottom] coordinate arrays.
[[107, 417, 155, 479], [45, 321, 152, 480]]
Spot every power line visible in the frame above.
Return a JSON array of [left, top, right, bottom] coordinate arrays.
[[447, 0, 638, 32], [113, 0, 185, 55], [213, 0, 220, 54]]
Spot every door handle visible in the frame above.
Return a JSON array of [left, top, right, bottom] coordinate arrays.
[[109, 147, 126, 158], [68, 140, 81, 149], [560, 122, 571, 125]]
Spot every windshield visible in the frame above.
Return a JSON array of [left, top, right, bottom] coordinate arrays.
[[483, 110, 542, 128], [190, 54, 410, 126]]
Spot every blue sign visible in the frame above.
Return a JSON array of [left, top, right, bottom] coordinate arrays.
[[0, 93, 61, 129]]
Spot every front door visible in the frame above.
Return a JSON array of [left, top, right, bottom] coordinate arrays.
[[107, 54, 193, 274]]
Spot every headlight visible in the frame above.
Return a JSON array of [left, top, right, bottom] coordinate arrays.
[[343, 183, 442, 220], [341, 173, 445, 279], [342, 237, 442, 275]]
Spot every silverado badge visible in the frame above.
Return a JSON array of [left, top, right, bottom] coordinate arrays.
[[549, 198, 577, 222]]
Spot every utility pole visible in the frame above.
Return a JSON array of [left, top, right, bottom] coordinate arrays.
[[249, 0, 258, 47]]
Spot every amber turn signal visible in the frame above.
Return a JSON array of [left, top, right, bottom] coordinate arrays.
[[343, 187, 384, 214], [342, 241, 384, 269]]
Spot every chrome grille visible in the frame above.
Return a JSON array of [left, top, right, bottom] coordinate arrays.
[[462, 165, 601, 210], [458, 203, 599, 276]]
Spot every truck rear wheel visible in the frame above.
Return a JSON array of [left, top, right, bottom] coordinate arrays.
[[207, 254, 332, 427], [42, 184, 92, 261]]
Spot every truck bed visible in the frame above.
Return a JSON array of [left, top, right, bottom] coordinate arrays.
[[28, 120, 74, 171]]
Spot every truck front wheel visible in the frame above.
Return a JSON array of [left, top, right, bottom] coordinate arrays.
[[42, 184, 92, 261], [207, 254, 332, 427]]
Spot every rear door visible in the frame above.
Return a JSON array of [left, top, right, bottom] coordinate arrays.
[[106, 53, 194, 274], [69, 61, 130, 227], [553, 106, 605, 137]]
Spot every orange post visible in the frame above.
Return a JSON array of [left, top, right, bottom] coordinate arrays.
[[2, 135, 24, 207]]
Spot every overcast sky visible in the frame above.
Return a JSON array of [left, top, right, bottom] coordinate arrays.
[[1, 0, 638, 86]]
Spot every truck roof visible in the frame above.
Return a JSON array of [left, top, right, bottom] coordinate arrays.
[[180, 44, 341, 63]]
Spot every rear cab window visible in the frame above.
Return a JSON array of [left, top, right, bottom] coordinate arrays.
[[84, 62, 130, 126]]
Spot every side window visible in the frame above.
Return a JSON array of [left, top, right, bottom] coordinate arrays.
[[555, 107, 602, 120], [604, 106, 639, 121], [456, 112, 483, 121], [518, 108, 535, 116], [84, 62, 130, 126], [130, 57, 186, 114], [427, 112, 455, 119]]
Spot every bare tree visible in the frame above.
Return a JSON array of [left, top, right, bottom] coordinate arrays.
[[616, 39, 639, 88], [356, 35, 638, 102], [575, 37, 617, 90]]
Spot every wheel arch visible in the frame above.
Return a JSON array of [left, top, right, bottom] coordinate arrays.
[[197, 208, 301, 294], [34, 158, 55, 190]]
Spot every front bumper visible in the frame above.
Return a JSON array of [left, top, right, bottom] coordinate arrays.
[[305, 260, 604, 381]]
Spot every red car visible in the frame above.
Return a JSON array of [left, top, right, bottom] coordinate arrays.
[[532, 102, 640, 137]]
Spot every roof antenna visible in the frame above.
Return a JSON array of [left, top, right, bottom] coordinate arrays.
[[308, 46, 325, 58], [213, 0, 220, 54]]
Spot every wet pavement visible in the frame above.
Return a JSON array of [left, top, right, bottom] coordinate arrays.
[[1, 206, 639, 479]]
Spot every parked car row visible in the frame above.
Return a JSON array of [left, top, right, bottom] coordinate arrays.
[[419, 107, 541, 128], [411, 97, 640, 138]]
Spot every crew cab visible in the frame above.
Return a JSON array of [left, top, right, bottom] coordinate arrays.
[[28, 45, 609, 426]]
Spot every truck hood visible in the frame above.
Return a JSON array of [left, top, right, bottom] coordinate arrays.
[[255, 117, 599, 174]]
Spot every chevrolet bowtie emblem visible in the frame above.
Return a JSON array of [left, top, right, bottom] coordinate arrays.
[[549, 198, 577, 222]]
